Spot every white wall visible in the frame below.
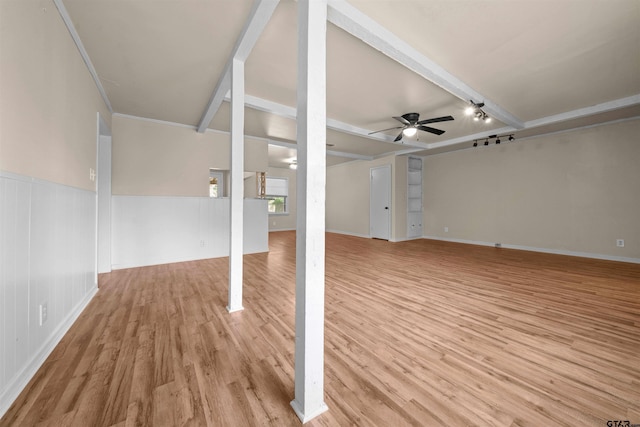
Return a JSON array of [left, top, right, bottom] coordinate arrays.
[[326, 155, 406, 240], [0, 0, 110, 417], [0, 0, 111, 190], [111, 115, 268, 197], [0, 172, 98, 416], [423, 119, 640, 262], [111, 197, 268, 269]]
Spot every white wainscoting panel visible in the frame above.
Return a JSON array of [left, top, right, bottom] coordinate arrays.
[[0, 172, 98, 418], [243, 199, 269, 255], [111, 196, 269, 269]]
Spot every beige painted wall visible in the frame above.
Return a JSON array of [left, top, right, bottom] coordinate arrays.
[[111, 115, 268, 196], [423, 119, 640, 259], [0, 0, 111, 190], [326, 155, 406, 240], [266, 167, 297, 231]]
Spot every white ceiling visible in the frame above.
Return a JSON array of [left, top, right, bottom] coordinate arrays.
[[62, 0, 640, 166]]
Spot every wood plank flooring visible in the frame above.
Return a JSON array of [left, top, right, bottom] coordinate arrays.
[[2, 231, 639, 426]]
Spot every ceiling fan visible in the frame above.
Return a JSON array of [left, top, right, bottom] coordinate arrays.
[[368, 113, 454, 142]]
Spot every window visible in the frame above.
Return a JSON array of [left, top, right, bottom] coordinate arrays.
[[265, 177, 288, 214], [209, 170, 224, 198]]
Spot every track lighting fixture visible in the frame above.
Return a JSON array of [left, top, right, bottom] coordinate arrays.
[[466, 100, 491, 124], [471, 134, 515, 148]]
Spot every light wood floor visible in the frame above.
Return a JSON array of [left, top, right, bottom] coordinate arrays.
[[2, 231, 639, 426]]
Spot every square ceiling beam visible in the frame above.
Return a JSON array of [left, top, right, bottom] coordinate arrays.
[[225, 94, 432, 150], [326, 0, 525, 130], [197, 0, 280, 133]]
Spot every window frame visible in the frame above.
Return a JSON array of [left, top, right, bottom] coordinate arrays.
[[209, 170, 224, 198], [265, 176, 289, 215]]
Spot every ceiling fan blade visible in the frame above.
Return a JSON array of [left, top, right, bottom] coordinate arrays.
[[368, 126, 404, 135], [417, 115, 454, 125], [394, 132, 404, 142], [417, 125, 445, 135], [393, 116, 411, 125]]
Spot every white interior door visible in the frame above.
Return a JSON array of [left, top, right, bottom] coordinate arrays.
[[97, 134, 112, 274], [370, 165, 391, 240]]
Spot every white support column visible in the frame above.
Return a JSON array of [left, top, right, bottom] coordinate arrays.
[[291, 0, 329, 423], [227, 58, 244, 313]]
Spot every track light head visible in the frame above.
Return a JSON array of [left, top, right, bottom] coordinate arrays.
[[473, 142, 478, 147], [484, 140, 489, 146], [469, 100, 490, 124], [509, 135, 515, 141], [495, 138, 500, 144]]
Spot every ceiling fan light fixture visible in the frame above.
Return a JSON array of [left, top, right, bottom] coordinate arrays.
[[402, 127, 417, 137]]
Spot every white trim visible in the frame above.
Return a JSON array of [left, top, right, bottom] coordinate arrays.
[[389, 236, 422, 243], [0, 170, 96, 194], [269, 228, 297, 232], [0, 287, 99, 419], [52, 0, 112, 113], [197, 0, 280, 132], [326, 229, 371, 239], [525, 94, 640, 129], [291, 400, 329, 424], [326, 0, 523, 130], [423, 235, 640, 264]]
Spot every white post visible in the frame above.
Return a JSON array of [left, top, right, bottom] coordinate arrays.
[[227, 58, 244, 313], [291, 0, 329, 423]]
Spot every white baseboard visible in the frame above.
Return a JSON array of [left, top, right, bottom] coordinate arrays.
[[423, 235, 640, 264], [390, 236, 422, 242], [326, 229, 371, 239], [269, 228, 296, 232], [0, 286, 99, 418]]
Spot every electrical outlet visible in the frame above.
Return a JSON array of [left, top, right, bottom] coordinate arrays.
[[89, 168, 96, 182], [444, 226, 449, 233], [616, 239, 625, 248], [39, 302, 48, 326]]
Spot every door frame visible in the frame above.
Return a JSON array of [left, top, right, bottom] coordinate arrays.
[[370, 164, 392, 240]]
